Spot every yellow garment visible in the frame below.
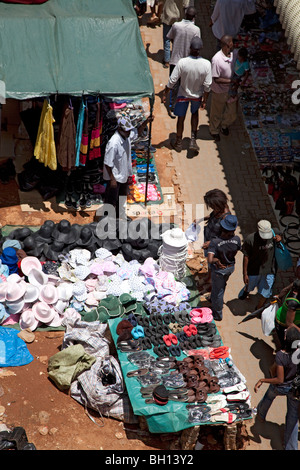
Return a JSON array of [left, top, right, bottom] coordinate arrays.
[[34, 99, 57, 171]]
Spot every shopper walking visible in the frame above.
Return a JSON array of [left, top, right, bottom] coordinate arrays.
[[162, 36, 211, 152], [240, 219, 282, 309], [166, 6, 201, 118], [209, 35, 238, 141], [209, 0, 256, 44], [160, 0, 188, 69], [254, 326, 300, 451], [207, 214, 241, 321]]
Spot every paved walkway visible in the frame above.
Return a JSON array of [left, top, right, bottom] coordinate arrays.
[[140, 0, 297, 450]]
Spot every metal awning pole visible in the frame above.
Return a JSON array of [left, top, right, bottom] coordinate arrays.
[[144, 97, 154, 207]]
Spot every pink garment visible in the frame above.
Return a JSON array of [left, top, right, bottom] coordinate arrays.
[[211, 49, 237, 93], [2, 313, 20, 325]]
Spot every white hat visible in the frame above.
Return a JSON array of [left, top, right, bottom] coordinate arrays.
[[53, 299, 68, 314], [57, 282, 73, 301], [47, 310, 63, 328], [28, 268, 48, 288], [19, 308, 40, 331], [257, 220, 273, 239], [24, 284, 40, 303], [6, 298, 25, 314], [5, 282, 26, 302], [32, 301, 55, 324], [6, 273, 23, 283], [39, 284, 59, 305], [72, 281, 87, 302], [20, 256, 42, 276], [162, 228, 188, 248]]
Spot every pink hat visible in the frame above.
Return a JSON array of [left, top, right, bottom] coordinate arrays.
[[85, 277, 98, 292], [19, 308, 40, 331], [190, 307, 213, 324], [85, 292, 99, 306], [39, 284, 59, 305], [89, 263, 104, 276], [32, 301, 55, 323], [20, 256, 42, 276], [5, 282, 26, 302], [102, 261, 117, 275]]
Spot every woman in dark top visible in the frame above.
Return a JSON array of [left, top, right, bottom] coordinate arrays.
[[198, 189, 231, 293], [254, 326, 300, 450]]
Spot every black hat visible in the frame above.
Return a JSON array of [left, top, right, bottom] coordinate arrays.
[[44, 240, 65, 261], [23, 235, 45, 257], [32, 224, 53, 243], [9, 227, 33, 241], [51, 219, 81, 245], [101, 237, 122, 253], [77, 226, 98, 247]]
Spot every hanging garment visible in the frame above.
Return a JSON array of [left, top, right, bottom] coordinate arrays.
[[75, 98, 86, 167], [79, 105, 89, 167], [57, 102, 76, 171], [34, 99, 57, 171], [89, 101, 102, 161]]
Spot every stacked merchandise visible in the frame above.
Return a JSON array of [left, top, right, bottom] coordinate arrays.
[[16, 96, 160, 209], [109, 308, 252, 433], [234, 6, 300, 169]]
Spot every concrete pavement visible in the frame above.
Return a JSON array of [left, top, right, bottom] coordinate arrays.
[[139, 0, 297, 450]]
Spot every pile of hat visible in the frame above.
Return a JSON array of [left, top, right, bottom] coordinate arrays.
[[2, 216, 172, 264], [0, 256, 80, 330]]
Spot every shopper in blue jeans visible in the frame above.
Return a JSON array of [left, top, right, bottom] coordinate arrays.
[[254, 326, 300, 450], [207, 214, 241, 321]]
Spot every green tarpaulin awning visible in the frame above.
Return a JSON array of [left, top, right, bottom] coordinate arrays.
[[0, 0, 154, 101]]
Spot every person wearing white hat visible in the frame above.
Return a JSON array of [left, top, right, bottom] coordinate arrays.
[[240, 220, 282, 309], [103, 114, 154, 220]]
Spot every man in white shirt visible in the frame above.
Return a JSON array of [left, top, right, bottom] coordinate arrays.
[[103, 115, 153, 219], [166, 6, 201, 118], [162, 36, 212, 153], [209, 35, 238, 141], [210, 0, 256, 44]]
